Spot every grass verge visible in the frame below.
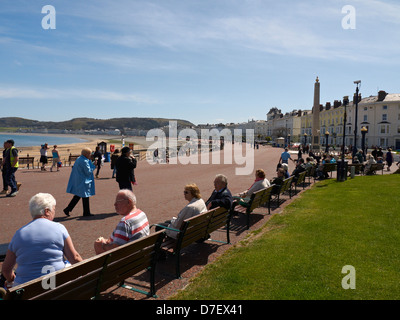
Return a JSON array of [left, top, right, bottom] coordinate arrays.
[[171, 175, 400, 300]]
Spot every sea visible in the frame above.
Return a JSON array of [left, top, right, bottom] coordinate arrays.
[[0, 133, 87, 148]]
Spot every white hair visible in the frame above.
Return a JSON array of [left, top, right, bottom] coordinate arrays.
[[118, 189, 137, 205], [29, 193, 56, 218]]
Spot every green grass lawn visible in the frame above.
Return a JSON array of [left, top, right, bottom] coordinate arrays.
[[171, 175, 400, 300]]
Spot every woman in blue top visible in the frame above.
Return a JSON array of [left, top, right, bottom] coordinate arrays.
[[64, 148, 96, 217], [2, 193, 82, 287]]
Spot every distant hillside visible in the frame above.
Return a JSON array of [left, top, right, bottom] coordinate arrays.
[[0, 117, 194, 131]]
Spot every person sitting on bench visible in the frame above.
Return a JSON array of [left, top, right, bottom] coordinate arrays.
[[94, 190, 149, 254], [2, 193, 82, 287], [234, 169, 270, 205], [155, 183, 207, 239], [205, 174, 233, 210]]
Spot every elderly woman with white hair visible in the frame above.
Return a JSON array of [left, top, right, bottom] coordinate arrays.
[[1, 193, 82, 287]]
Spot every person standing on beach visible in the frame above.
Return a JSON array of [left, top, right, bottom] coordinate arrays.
[[1, 139, 20, 197], [63, 148, 95, 217], [50, 145, 60, 172], [93, 146, 102, 179], [40, 143, 49, 171], [115, 146, 137, 190]]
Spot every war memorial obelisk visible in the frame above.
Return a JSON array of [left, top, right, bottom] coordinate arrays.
[[311, 77, 321, 152]]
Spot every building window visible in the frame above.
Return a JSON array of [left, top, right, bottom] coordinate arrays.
[[364, 115, 368, 122], [380, 124, 389, 134], [382, 114, 387, 121], [383, 105, 388, 110]]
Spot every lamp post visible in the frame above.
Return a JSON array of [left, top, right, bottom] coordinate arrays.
[[303, 133, 307, 148], [361, 126, 368, 161], [338, 96, 349, 182], [325, 131, 330, 153], [352, 80, 361, 158], [287, 133, 291, 148]]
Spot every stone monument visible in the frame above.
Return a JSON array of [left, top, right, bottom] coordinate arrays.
[[311, 77, 321, 152]]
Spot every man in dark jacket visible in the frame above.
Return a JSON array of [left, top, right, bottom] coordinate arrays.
[[115, 147, 137, 190], [205, 174, 233, 210]]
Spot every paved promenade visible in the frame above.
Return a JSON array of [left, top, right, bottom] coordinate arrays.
[[4, 146, 390, 299]]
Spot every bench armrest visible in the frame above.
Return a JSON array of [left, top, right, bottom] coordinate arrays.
[[150, 224, 181, 233]]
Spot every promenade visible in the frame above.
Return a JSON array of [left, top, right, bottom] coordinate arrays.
[[1, 145, 297, 299]]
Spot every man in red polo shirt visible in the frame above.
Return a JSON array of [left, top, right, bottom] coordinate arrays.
[[94, 189, 149, 254]]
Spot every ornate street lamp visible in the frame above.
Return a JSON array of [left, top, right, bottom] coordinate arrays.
[[303, 133, 307, 147], [338, 96, 349, 182], [287, 133, 291, 148], [325, 131, 330, 153], [352, 80, 361, 158]]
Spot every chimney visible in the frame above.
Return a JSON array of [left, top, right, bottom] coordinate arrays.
[[377, 90, 387, 102], [325, 102, 331, 110], [333, 100, 341, 108]]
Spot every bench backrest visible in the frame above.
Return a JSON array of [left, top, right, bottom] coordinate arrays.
[[261, 185, 274, 205], [206, 206, 230, 235], [296, 171, 307, 185], [322, 163, 337, 172], [4, 231, 165, 300], [246, 188, 268, 213], [280, 176, 293, 194], [178, 207, 229, 250]]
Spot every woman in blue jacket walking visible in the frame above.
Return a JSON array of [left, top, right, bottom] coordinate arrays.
[[63, 148, 96, 217]]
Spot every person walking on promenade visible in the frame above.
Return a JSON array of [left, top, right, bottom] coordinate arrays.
[[93, 146, 102, 178], [40, 143, 49, 171], [1, 141, 8, 194], [2, 139, 20, 197], [2, 193, 82, 287], [94, 189, 149, 254], [386, 148, 393, 171], [279, 147, 294, 165], [115, 146, 137, 190], [110, 149, 120, 178], [63, 148, 95, 217], [50, 145, 60, 172]]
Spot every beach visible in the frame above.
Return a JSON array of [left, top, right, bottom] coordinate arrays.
[[0, 133, 149, 162]]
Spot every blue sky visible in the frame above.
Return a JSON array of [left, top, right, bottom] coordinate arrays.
[[1, 0, 399, 125]]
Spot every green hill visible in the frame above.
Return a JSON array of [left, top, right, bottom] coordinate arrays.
[[0, 117, 194, 131]]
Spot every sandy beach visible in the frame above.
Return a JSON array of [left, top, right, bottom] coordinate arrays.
[[0, 133, 149, 164]]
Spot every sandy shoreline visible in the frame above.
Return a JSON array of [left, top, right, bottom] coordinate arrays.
[[0, 133, 148, 161]]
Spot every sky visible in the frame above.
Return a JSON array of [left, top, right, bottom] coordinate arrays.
[[0, 0, 399, 126]]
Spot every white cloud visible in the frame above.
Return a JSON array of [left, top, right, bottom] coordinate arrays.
[[0, 86, 158, 103]]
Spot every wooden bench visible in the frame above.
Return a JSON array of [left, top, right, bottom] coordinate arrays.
[[68, 154, 80, 166], [293, 170, 307, 193], [305, 165, 316, 184], [322, 163, 337, 178], [365, 163, 384, 175], [18, 157, 35, 169], [273, 176, 294, 207], [232, 185, 274, 230], [348, 163, 364, 175], [1, 231, 165, 300], [152, 206, 231, 279]]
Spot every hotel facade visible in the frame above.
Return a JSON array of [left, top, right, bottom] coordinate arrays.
[[267, 88, 400, 150]]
